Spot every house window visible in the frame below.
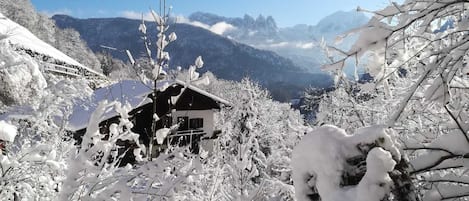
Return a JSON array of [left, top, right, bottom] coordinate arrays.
[[177, 116, 189, 130], [190, 118, 204, 129]]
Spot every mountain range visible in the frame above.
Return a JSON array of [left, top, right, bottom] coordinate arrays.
[[52, 11, 367, 101], [188, 11, 369, 73]]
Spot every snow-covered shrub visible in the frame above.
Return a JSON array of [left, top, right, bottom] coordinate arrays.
[[0, 141, 64, 200], [0, 40, 46, 105], [0, 116, 66, 201]]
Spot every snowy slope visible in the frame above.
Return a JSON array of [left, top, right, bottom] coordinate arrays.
[[0, 12, 96, 73]]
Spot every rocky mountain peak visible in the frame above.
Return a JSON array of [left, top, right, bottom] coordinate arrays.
[[188, 12, 278, 33]]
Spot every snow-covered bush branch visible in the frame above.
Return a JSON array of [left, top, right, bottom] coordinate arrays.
[[292, 125, 410, 201]]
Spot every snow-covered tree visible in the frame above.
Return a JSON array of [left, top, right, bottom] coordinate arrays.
[[125, 0, 210, 161], [96, 51, 128, 77], [216, 79, 272, 200], [130, 1, 177, 159], [309, 0, 469, 200], [174, 78, 304, 201]]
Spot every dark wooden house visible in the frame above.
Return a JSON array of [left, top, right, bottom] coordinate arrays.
[[67, 79, 229, 161]]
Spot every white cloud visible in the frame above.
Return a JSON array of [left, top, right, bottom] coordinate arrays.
[[296, 42, 315, 49], [121, 10, 153, 21], [209, 22, 236, 35], [255, 41, 316, 50], [174, 16, 209, 28], [175, 16, 236, 35], [269, 42, 289, 48], [120, 12, 236, 36], [40, 8, 73, 17], [183, 20, 210, 29]]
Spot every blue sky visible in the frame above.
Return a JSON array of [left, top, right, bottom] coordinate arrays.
[[30, 0, 394, 27]]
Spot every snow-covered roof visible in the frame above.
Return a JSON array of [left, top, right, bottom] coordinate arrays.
[[0, 12, 101, 76], [67, 80, 154, 131], [67, 79, 230, 132], [174, 79, 231, 106]]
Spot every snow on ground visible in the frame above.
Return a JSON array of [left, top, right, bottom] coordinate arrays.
[[0, 120, 17, 142], [292, 125, 400, 201]]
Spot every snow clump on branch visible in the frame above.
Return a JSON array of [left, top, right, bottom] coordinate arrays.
[[292, 125, 400, 201], [0, 120, 17, 142]]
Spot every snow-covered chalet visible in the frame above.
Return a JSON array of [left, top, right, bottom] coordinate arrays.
[[67, 79, 230, 159]]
